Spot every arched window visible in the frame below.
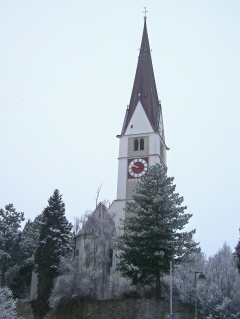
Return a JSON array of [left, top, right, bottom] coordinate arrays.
[[134, 139, 139, 151], [140, 138, 144, 150], [75, 249, 79, 257]]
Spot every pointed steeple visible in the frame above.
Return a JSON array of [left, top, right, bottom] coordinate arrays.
[[121, 19, 162, 136]]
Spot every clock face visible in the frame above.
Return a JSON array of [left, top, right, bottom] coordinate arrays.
[[128, 158, 148, 178]]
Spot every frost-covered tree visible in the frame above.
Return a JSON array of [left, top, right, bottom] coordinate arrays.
[[81, 203, 115, 273], [166, 244, 240, 318], [117, 164, 199, 298], [0, 204, 24, 287], [33, 189, 72, 318], [49, 257, 105, 308], [0, 287, 19, 319], [168, 252, 206, 305], [50, 203, 115, 306], [78, 203, 115, 299], [198, 243, 240, 318], [49, 257, 79, 308]]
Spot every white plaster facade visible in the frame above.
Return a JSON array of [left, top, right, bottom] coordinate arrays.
[[110, 100, 166, 230]]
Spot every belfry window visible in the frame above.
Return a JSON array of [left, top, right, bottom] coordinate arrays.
[[134, 138, 144, 151], [134, 139, 139, 151]]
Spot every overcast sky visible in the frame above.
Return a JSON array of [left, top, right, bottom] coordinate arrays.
[[1, 1, 239, 257]]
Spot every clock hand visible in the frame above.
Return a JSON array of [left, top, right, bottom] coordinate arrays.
[[130, 163, 139, 168]]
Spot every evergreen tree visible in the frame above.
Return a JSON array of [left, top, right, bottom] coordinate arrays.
[[117, 164, 199, 298], [33, 189, 72, 318], [10, 215, 42, 298], [20, 215, 42, 264], [235, 238, 240, 274], [0, 204, 24, 287]]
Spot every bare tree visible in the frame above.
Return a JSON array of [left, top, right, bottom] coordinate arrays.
[[95, 184, 102, 208], [81, 203, 115, 299], [50, 202, 115, 305]]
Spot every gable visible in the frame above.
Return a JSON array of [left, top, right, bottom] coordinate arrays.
[[124, 101, 153, 135]]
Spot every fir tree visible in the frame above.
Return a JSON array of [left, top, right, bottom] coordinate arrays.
[[0, 204, 24, 287], [33, 189, 72, 318], [235, 238, 240, 274], [20, 215, 42, 264], [10, 215, 42, 298], [117, 164, 199, 298]]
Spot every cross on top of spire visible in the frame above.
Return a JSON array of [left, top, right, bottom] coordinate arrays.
[[143, 7, 148, 19]]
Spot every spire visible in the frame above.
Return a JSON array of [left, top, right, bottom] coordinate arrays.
[[121, 19, 161, 135]]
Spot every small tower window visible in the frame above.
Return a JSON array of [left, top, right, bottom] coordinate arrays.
[[140, 138, 144, 150], [134, 139, 139, 151]]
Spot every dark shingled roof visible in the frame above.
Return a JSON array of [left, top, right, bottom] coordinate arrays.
[[121, 19, 161, 135]]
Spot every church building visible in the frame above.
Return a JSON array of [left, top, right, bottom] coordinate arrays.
[[30, 16, 169, 302], [74, 16, 168, 298]]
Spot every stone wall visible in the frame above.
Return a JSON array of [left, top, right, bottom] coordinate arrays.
[[46, 298, 203, 319]]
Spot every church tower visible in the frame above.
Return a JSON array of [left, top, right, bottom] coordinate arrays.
[[110, 17, 168, 228]]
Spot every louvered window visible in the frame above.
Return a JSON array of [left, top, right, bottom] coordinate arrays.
[[134, 139, 139, 151]]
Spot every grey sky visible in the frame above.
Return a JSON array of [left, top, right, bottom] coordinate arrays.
[[0, 1, 239, 257]]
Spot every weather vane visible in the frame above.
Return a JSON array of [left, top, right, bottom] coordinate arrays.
[[143, 7, 148, 19]]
